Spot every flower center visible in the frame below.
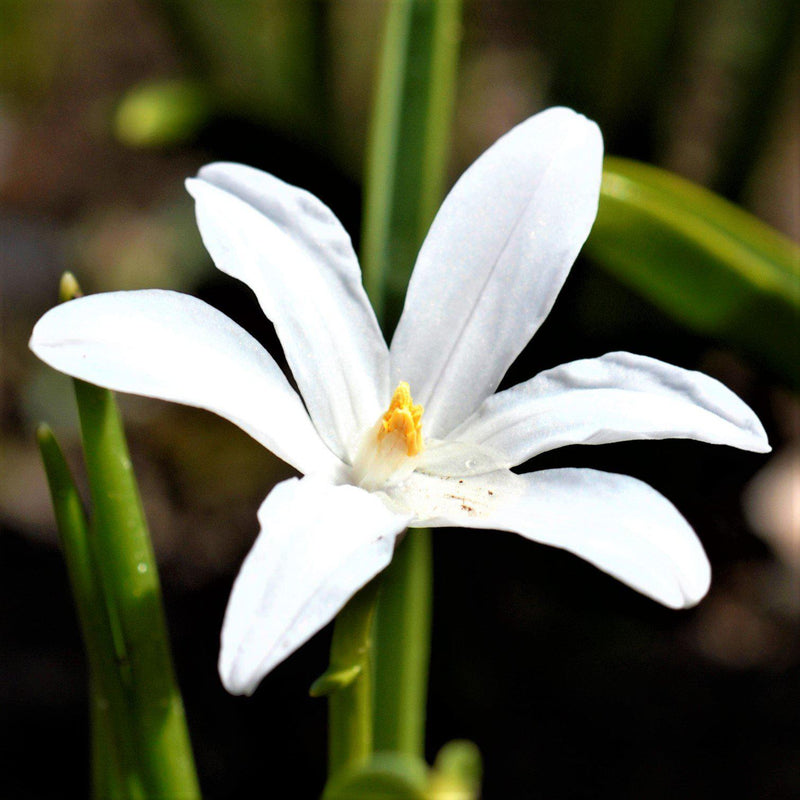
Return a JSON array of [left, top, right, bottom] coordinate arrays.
[[351, 382, 424, 491], [377, 382, 424, 457]]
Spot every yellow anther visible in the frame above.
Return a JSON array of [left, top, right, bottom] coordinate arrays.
[[378, 382, 424, 457]]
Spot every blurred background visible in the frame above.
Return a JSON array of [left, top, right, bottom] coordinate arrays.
[[1, 1, 798, 797]]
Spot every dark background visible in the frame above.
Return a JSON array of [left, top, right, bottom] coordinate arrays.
[[1, 1, 798, 797]]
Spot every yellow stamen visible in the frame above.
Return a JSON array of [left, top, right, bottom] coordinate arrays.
[[378, 382, 424, 457]]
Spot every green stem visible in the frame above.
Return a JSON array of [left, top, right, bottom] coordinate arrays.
[[361, 0, 461, 760], [37, 424, 143, 800], [91, 674, 129, 800], [320, 0, 461, 781], [312, 579, 382, 778], [73, 381, 200, 799], [372, 530, 432, 756]]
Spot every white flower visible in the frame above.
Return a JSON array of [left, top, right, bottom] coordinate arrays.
[[30, 108, 769, 696]]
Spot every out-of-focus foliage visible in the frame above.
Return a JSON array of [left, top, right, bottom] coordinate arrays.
[[0, 0, 63, 100], [589, 157, 800, 388], [540, 0, 678, 140], [152, 0, 325, 133], [2, 1, 799, 798], [114, 80, 211, 148]]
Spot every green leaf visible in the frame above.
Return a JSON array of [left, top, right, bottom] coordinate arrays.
[[44, 273, 199, 795], [361, 0, 462, 331], [586, 157, 800, 387], [37, 424, 143, 799], [73, 380, 201, 798], [310, 664, 363, 697]]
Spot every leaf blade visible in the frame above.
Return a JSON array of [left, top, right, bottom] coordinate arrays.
[[587, 157, 800, 386]]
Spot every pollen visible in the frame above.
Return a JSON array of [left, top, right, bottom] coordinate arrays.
[[378, 382, 424, 457]]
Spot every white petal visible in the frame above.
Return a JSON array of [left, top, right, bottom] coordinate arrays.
[[390, 107, 603, 437], [219, 476, 409, 695], [455, 468, 711, 609], [452, 351, 771, 466], [416, 438, 511, 477], [187, 163, 389, 461], [30, 290, 336, 475], [382, 468, 525, 528]]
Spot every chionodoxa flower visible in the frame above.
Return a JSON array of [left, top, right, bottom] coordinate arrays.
[[30, 108, 769, 695]]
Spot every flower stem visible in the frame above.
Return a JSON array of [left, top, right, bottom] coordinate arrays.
[[372, 529, 432, 756], [312, 578, 381, 778], [321, 0, 461, 781], [361, 0, 461, 760]]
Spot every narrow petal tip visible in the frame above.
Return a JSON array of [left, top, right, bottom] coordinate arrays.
[[671, 553, 712, 610], [218, 648, 258, 697]]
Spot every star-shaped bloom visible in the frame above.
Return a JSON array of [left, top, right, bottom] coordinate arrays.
[[30, 108, 769, 695]]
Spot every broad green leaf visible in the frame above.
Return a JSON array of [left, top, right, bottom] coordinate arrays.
[[587, 157, 800, 387]]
